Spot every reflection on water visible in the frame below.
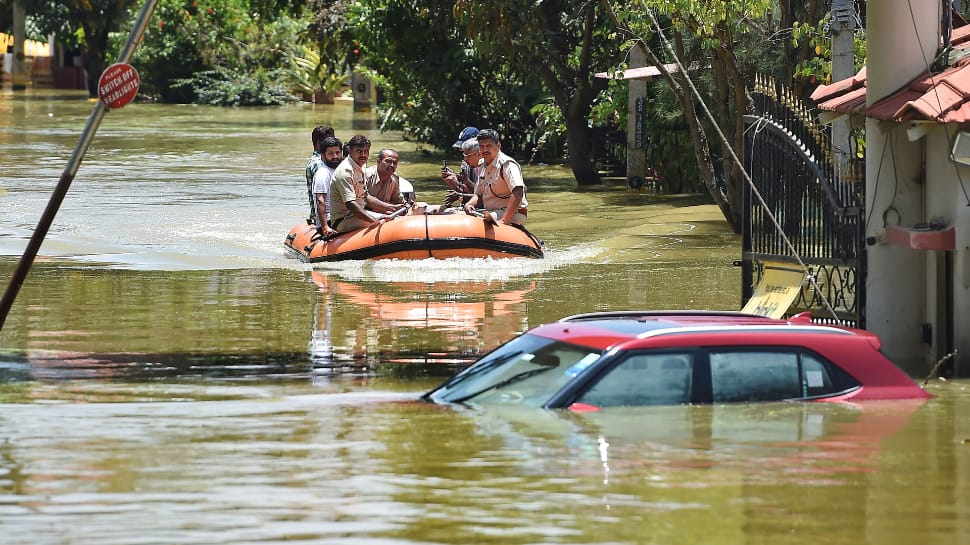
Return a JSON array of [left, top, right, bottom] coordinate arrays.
[[308, 272, 535, 373], [0, 266, 539, 380], [476, 398, 930, 485], [0, 380, 966, 545]]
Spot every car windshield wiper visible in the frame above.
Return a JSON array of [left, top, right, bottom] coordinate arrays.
[[450, 361, 559, 404], [422, 350, 524, 399]]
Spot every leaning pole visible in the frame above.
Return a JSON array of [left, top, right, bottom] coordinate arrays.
[[0, 0, 160, 330]]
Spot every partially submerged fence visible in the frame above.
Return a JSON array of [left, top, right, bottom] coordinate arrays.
[[741, 76, 866, 327]]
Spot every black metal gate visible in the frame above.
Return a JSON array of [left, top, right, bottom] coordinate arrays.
[[741, 76, 866, 327]]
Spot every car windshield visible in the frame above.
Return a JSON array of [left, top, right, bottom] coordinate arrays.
[[424, 333, 602, 407]]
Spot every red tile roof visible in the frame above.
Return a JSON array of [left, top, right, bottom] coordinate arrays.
[[810, 23, 970, 123]]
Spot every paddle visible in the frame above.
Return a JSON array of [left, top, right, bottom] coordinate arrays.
[[466, 208, 498, 226], [370, 204, 410, 227], [387, 205, 410, 219]]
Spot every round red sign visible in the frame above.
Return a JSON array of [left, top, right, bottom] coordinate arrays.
[[98, 63, 140, 109]]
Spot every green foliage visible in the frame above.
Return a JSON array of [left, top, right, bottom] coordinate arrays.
[[22, 0, 143, 95], [304, 0, 357, 76], [5, 2, 71, 43], [642, 81, 700, 193], [121, 0, 304, 104], [450, 0, 626, 182], [650, 0, 774, 34], [347, 0, 544, 155], [529, 98, 566, 163], [791, 17, 866, 85], [172, 66, 298, 105], [289, 44, 350, 102]]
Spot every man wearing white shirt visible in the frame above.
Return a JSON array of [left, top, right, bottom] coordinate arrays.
[[463, 129, 528, 225], [311, 136, 342, 236]]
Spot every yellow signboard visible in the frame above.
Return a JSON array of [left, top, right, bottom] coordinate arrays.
[[741, 262, 807, 319]]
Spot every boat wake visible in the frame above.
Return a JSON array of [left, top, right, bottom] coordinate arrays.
[[310, 243, 605, 283]]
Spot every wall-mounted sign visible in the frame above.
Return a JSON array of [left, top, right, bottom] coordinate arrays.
[[634, 97, 645, 149]]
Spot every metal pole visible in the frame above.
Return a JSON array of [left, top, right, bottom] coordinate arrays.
[[830, 0, 857, 184], [0, 0, 159, 330]]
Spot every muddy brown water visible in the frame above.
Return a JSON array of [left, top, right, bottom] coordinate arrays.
[[1, 90, 966, 545]]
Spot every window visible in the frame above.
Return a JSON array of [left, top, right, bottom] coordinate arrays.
[[709, 349, 857, 402], [579, 352, 693, 407], [425, 334, 602, 407]]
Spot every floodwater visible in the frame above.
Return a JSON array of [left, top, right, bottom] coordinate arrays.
[[1, 89, 968, 545]]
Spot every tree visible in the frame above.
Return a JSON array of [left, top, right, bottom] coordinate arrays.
[[335, 0, 544, 155], [603, 1, 834, 232], [454, 0, 626, 185], [126, 0, 303, 104], [25, 0, 141, 97], [20, 0, 306, 104], [305, 0, 356, 81]]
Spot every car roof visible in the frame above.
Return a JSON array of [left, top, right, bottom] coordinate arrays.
[[527, 310, 864, 352]]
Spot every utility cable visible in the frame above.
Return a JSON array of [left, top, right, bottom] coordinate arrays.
[[907, 0, 970, 205], [638, 4, 841, 322]]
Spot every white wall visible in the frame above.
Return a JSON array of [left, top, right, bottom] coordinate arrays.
[[864, 0, 939, 371], [925, 124, 970, 373]]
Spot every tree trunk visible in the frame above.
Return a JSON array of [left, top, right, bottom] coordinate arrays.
[[713, 38, 749, 232], [80, 8, 119, 99], [84, 53, 104, 98], [82, 26, 109, 98], [670, 35, 739, 232], [531, 5, 605, 186], [565, 115, 602, 185]]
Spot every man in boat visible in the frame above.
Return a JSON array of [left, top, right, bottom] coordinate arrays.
[[330, 135, 397, 232], [443, 138, 483, 207], [364, 149, 409, 214], [305, 125, 335, 226], [442, 126, 480, 204], [462, 129, 528, 226], [311, 136, 343, 237]]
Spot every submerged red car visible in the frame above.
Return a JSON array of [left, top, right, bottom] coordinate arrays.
[[422, 311, 932, 410]]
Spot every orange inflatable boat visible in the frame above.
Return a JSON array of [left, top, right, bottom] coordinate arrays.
[[284, 213, 544, 262]]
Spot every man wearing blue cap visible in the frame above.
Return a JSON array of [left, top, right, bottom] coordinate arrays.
[[441, 126, 481, 205], [452, 126, 479, 149]]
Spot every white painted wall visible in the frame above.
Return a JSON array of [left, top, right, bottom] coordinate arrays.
[[925, 124, 970, 372], [864, 0, 939, 371], [865, 121, 929, 369]]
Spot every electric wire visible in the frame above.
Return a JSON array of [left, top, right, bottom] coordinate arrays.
[[865, 126, 890, 233], [638, 4, 841, 322], [906, 0, 970, 206]]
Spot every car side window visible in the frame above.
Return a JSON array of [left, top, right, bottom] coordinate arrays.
[[578, 353, 693, 407], [709, 349, 855, 402], [799, 352, 859, 397]]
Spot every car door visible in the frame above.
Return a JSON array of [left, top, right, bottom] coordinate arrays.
[[706, 347, 860, 402], [564, 351, 696, 408]]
